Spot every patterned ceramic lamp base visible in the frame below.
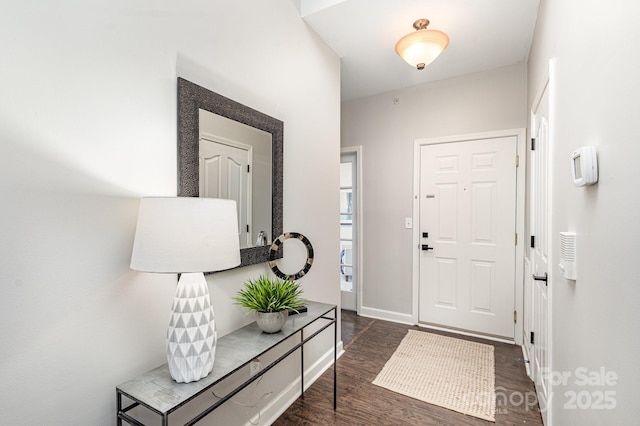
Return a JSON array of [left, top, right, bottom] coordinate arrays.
[[166, 272, 217, 383]]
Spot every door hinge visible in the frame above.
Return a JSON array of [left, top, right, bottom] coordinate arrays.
[[514, 310, 517, 323], [515, 155, 520, 167], [247, 164, 251, 173], [246, 224, 249, 233], [515, 233, 518, 246], [531, 138, 536, 151], [530, 235, 535, 248], [530, 331, 535, 345]]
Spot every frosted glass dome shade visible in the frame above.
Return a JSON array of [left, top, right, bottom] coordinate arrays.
[[395, 20, 449, 70]]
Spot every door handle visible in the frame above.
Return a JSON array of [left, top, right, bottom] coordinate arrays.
[[421, 244, 434, 251], [533, 273, 548, 285]]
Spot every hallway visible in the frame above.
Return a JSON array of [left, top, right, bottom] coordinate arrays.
[[275, 310, 543, 425]]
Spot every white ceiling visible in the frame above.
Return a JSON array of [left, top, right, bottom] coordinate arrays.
[[298, 0, 540, 101]]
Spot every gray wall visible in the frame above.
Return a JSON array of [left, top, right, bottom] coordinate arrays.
[[341, 64, 527, 319], [528, 0, 640, 423], [0, 1, 340, 424]]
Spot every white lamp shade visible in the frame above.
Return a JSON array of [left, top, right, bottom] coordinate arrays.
[[130, 197, 241, 273], [395, 29, 449, 69]]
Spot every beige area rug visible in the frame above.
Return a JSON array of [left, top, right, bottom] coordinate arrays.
[[372, 330, 496, 422]]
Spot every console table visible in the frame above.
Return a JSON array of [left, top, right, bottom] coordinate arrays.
[[116, 301, 337, 425]]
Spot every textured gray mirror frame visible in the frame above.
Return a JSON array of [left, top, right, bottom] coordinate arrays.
[[177, 77, 283, 269]]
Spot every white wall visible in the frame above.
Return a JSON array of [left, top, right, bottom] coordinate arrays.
[[528, 0, 640, 423], [0, 1, 340, 424], [341, 64, 527, 319]]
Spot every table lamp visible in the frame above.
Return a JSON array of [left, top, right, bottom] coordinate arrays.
[[130, 197, 241, 383]]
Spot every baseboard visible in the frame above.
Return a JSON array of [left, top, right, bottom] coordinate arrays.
[[522, 344, 532, 379], [249, 340, 344, 426], [359, 306, 414, 325]]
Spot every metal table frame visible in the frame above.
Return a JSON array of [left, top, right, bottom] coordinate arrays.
[[116, 301, 337, 425]]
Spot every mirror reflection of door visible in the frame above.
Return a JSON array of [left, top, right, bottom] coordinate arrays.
[[200, 137, 252, 248], [340, 151, 358, 311], [198, 108, 272, 249]]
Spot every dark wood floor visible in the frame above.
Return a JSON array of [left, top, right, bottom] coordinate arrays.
[[274, 310, 543, 425]]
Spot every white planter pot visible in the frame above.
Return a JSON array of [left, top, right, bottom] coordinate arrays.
[[256, 310, 289, 333]]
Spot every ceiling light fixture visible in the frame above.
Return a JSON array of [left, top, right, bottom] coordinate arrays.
[[395, 19, 449, 70]]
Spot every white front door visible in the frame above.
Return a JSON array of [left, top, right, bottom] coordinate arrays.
[[200, 138, 252, 248], [529, 68, 552, 424], [419, 136, 517, 339]]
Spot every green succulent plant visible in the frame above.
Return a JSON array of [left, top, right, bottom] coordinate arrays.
[[234, 275, 305, 313]]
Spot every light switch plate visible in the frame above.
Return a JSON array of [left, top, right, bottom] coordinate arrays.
[[405, 218, 412, 229]]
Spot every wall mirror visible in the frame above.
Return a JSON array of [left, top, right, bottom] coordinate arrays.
[[177, 77, 283, 269]]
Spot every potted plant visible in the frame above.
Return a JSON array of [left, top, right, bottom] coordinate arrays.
[[234, 275, 305, 333]]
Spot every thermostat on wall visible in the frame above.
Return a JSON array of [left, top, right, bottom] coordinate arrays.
[[571, 146, 598, 186]]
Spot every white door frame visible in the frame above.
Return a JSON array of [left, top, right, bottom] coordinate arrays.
[[412, 128, 527, 345], [341, 146, 363, 314]]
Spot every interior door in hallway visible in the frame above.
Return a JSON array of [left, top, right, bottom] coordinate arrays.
[[419, 137, 517, 338], [529, 71, 551, 424]]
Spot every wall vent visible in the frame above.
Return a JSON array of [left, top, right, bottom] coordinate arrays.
[[559, 232, 577, 280]]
